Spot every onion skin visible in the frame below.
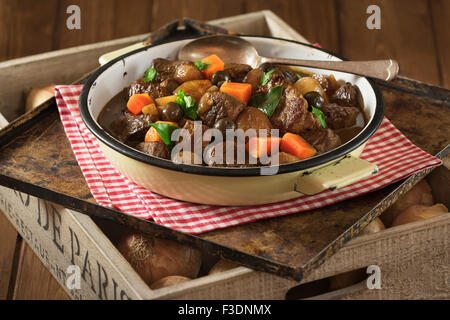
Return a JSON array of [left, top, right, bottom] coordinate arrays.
[[382, 180, 434, 227], [150, 276, 191, 289], [391, 204, 448, 227], [208, 259, 239, 275], [117, 232, 202, 285]]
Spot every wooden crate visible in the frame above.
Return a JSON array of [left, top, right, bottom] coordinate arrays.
[[0, 10, 448, 300]]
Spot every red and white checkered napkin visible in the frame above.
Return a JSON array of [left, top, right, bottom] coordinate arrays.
[[55, 85, 442, 234]]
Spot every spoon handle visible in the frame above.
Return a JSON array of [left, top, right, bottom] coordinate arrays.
[[260, 57, 399, 81]]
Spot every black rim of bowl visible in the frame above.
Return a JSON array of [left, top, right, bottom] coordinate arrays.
[[79, 35, 385, 177]]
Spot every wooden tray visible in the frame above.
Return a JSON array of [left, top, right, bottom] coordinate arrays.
[[0, 19, 449, 284]]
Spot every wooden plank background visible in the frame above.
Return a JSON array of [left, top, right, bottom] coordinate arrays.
[[0, 0, 448, 300]]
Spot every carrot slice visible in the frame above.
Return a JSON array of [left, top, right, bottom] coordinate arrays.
[[280, 133, 316, 160], [201, 54, 224, 79], [127, 93, 154, 115], [145, 121, 178, 143], [246, 137, 282, 158], [220, 82, 252, 104]]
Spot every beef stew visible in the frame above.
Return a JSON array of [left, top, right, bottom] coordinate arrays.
[[98, 55, 365, 167]]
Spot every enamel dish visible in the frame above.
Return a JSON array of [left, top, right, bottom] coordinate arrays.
[[79, 36, 384, 206]]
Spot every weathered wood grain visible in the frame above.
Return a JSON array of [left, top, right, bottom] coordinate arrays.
[[150, 0, 245, 30], [0, 212, 18, 299], [429, 0, 450, 88], [0, 0, 58, 61], [52, 0, 154, 49], [337, 0, 441, 86], [0, 0, 446, 90], [246, 0, 340, 52]]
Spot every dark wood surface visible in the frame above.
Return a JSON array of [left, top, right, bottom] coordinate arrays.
[[0, 0, 449, 300]]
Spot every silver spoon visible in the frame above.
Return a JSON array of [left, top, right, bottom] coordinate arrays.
[[178, 35, 399, 81]]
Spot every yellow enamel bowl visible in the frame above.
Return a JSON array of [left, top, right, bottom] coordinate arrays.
[[79, 36, 384, 206]]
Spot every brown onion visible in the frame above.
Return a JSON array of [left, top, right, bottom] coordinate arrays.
[[117, 232, 202, 285], [359, 217, 385, 236], [382, 180, 434, 227], [391, 204, 448, 227], [25, 85, 55, 112]]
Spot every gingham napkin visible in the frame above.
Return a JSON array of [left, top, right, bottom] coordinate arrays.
[[55, 85, 442, 234]]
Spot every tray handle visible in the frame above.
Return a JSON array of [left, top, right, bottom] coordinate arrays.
[[295, 155, 378, 195]]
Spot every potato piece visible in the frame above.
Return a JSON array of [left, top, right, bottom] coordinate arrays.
[[391, 204, 448, 227], [155, 95, 177, 113], [278, 152, 300, 164], [236, 107, 273, 135], [150, 276, 191, 289], [174, 80, 212, 103], [294, 77, 328, 103], [155, 95, 177, 106], [141, 103, 159, 117], [381, 180, 434, 227]]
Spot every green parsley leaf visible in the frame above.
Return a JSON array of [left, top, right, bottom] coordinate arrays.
[[194, 60, 212, 71], [249, 86, 283, 118], [144, 67, 157, 83], [311, 106, 327, 128], [260, 69, 275, 86], [295, 73, 302, 81], [175, 89, 198, 120], [148, 122, 179, 149]]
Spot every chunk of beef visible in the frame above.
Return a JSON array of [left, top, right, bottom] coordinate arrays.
[[151, 58, 203, 83], [301, 128, 342, 153], [321, 103, 360, 129], [198, 91, 245, 127], [255, 70, 290, 95], [223, 63, 252, 82], [128, 78, 179, 99], [331, 82, 360, 108], [270, 85, 320, 134], [136, 141, 170, 159], [312, 73, 339, 96], [178, 119, 210, 151], [110, 111, 154, 144]]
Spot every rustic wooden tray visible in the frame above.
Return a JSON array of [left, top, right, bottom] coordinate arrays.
[[0, 22, 449, 283]]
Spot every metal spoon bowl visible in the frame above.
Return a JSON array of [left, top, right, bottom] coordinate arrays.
[[178, 35, 399, 81]]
